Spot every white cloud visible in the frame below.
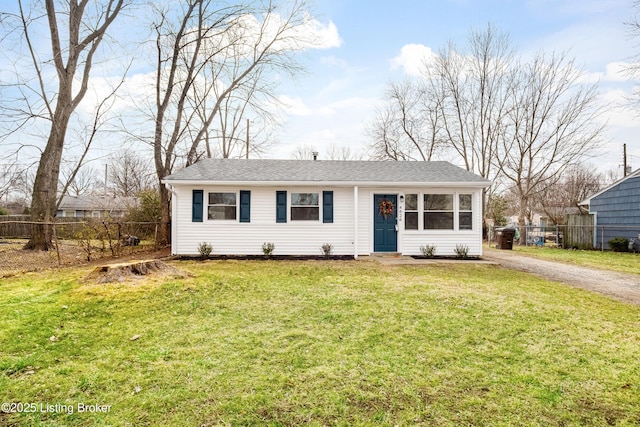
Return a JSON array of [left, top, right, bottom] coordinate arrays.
[[303, 18, 342, 50], [234, 12, 341, 53], [277, 95, 312, 116], [578, 62, 632, 84], [390, 43, 437, 77], [320, 55, 351, 70], [313, 96, 382, 117], [598, 88, 639, 128]]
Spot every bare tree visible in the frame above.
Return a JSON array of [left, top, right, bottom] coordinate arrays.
[[291, 145, 318, 160], [369, 25, 514, 227], [0, 162, 25, 204], [107, 149, 155, 196], [530, 165, 603, 225], [147, 0, 317, 245], [426, 24, 514, 183], [368, 80, 444, 161], [326, 144, 365, 160], [61, 165, 99, 197], [57, 77, 128, 205], [291, 144, 364, 160], [498, 52, 605, 234], [2, 0, 126, 250], [191, 62, 280, 159], [624, 0, 640, 106]]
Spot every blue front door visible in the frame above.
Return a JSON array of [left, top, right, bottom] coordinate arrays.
[[374, 194, 397, 252]]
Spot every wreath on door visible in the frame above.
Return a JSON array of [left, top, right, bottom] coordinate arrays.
[[378, 199, 394, 218]]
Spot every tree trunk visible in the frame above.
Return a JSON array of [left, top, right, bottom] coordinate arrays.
[[518, 197, 527, 246], [157, 180, 171, 247], [24, 113, 69, 250], [20, 0, 125, 251]]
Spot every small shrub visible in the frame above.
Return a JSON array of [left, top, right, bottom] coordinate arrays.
[[454, 244, 469, 259], [262, 242, 275, 258], [75, 223, 99, 261], [321, 243, 333, 258], [608, 237, 629, 252], [197, 242, 213, 258], [419, 244, 436, 258]]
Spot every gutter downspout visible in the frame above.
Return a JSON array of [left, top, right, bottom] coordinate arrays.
[[165, 183, 178, 255], [354, 185, 359, 260]]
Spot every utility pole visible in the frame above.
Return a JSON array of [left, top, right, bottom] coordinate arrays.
[[624, 143, 628, 177]]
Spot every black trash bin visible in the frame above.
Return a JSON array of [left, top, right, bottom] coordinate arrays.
[[495, 227, 516, 250]]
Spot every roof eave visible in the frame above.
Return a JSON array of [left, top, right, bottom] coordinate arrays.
[[163, 179, 491, 188]]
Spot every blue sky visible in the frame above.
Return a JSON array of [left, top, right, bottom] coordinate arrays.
[[1, 0, 637, 181], [273, 0, 640, 175]]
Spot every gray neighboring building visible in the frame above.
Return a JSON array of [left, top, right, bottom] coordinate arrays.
[[581, 169, 640, 249], [56, 195, 138, 218]]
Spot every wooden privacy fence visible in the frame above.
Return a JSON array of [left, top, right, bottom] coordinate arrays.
[[0, 216, 85, 238], [564, 214, 594, 250]]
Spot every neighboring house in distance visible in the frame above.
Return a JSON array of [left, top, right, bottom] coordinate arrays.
[[581, 169, 640, 249], [56, 195, 138, 218], [507, 207, 582, 228], [162, 158, 491, 258]]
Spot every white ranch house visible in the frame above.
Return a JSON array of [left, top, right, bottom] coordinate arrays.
[[162, 159, 491, 258]]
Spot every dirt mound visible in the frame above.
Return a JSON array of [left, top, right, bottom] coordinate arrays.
[[83, 259, 188, 284]]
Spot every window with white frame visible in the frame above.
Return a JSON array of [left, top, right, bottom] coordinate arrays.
[[404, 193, 418, 230], [208, 192, 236, 220], [423, 194, 454, 230], [459, 194, 473, 230], [291, 192, 319, 220]]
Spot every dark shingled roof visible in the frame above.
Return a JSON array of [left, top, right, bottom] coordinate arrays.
[[163, 158, 490, 185]]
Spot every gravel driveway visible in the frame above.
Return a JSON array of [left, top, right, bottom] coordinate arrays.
[[483, 248, 640, 306]]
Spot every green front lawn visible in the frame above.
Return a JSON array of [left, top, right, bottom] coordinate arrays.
[[1, 260, 639, 426], [498, 245, 640, 275]]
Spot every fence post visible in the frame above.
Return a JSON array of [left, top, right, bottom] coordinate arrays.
[[154, 223, 159, 250], [52, 222, 61, 267]]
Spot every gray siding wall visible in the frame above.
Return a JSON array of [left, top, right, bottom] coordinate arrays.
[[591, 176, 640, 249]]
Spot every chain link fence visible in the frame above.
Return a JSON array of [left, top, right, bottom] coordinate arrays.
[[488, 224, 640, 251], [0, 218, 163, 277]]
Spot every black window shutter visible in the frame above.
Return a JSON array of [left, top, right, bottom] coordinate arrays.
[[239, 190, 251, 223], [276, 191, 287, 223], [323, 191, 334, 223], [192, 190, 204, 222]]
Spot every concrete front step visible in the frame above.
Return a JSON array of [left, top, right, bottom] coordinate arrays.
[[369, 252, 402, 257]]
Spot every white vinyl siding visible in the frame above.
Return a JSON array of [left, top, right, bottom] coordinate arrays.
[[172, 186, 354, 256], [171, 184, 485, 257]]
